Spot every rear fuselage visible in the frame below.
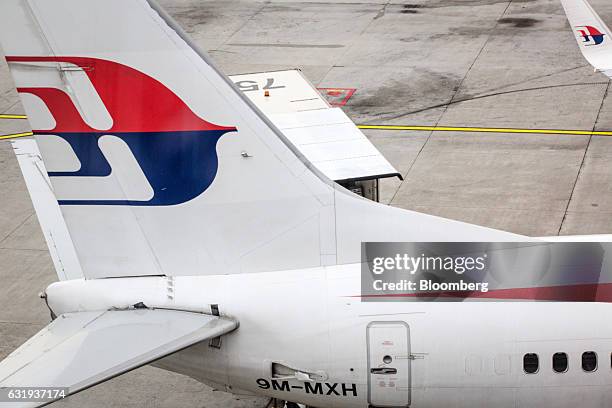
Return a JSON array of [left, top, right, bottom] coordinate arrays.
[[137, 266, 612, 408]]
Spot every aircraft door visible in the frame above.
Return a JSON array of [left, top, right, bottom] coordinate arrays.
[[367, 321, 410, 407]]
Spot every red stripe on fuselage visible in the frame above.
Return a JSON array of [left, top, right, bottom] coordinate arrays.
[[354, 283, 612, 302]]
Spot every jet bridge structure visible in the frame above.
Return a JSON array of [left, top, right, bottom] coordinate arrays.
[[229, 69, 401, 202]]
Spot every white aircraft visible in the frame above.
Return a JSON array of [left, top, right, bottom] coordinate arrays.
[[0, 1, 612, 408], [561, 0, 612, 79]]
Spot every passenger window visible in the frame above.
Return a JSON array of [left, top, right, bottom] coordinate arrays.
[[582, 351, 597, 372], [523, 353, 539, 374], [552, 352, 568, 373]]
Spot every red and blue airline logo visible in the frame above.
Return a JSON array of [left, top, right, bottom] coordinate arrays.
[[576, 25, 605, 46], [7, 56, 236, 207]]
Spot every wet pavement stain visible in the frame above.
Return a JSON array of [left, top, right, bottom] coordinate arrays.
[[497, 17, 542, 28]]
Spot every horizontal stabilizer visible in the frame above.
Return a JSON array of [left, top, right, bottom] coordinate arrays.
[[561, 0, 612, 78], [0, 309, 237, 407]]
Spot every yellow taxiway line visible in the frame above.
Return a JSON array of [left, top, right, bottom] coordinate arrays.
[[356, 124, 612, 136], [0, 132, 33, 140], [1, 118, 612, 139], [0, 115, 31, 139]]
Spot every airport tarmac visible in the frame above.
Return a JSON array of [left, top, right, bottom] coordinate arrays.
[[1, 0, 612, 406]]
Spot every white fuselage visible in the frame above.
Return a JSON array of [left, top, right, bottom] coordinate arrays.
[[45, 266, 612, 408]]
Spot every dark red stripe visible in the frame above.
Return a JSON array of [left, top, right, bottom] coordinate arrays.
[[353, 283, 612, 302]]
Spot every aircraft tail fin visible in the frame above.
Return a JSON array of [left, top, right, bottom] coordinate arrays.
[[561, 0, 612, 77], [0, 0, 343, 278], [0, 0, 526, 279]]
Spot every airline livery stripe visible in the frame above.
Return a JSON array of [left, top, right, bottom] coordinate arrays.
[[354, 282, 612, 302]]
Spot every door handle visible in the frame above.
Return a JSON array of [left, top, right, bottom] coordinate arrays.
[[274, 371, 315, 382], [370, 367, 397, 374]]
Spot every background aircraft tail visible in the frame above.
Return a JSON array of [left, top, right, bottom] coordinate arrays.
[[0, 0, 525, 279], [561, 0, 612, 77]]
